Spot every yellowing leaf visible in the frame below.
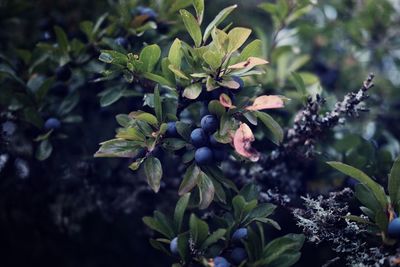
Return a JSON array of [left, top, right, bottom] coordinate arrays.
[[228, 57, 269, 69], [233, 123, 260, 162], [183, 83, 202, 99], [246, 95, 284, 111], [227, 27, 252, 53]]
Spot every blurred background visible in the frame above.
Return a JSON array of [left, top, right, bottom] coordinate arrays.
[[1, 0, 399, 266]]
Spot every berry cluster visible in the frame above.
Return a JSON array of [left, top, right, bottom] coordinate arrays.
[[191, 115, 226, 166]]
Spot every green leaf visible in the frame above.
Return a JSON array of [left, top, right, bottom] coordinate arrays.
[[154, 86, 163, 122], [99, 50, 128, 65], [327, 161, 388, 209], [162, 138, 187, 150], [208, 100, 225, 118], [144, 156, 163, 193], [100, 88, 124, 107], [177, 232, 190, 260], [355, 183, 382, 214], [290, 72, 307, 102], [232, 195, 246, 221], [180, 9, 202, 47], [243, 203, 277, 225], [58, 91, 79, 116], [203, 50, 223, 69], [168, 39, 182, 67], [183, 83, 202, 99], [179, 163, 201, 195], [139, 44, 161, 72], [143, 217, 170, 238], [200, 229, 226, 250], [116, 128, 145, 141], [255, 111, 283, 145], [94, 139, 143, 158], [262, 234, 305, 267], [169, 64, 189, 80], [227, 27, 252, 53], [388, 156, 400, 209], [193, 0, 205, 24], [239, 40, 262, 62], [35, 140, 53, 161], [174, 193, 191, 233], [198, 172, 215, 209], [203, 4, 237, 43], [189, 214, 209, 246], [129, 111, 158, 126], [175, 122, 192, 142], [142, 72, 174, 87], [54, 26, 69, 54]]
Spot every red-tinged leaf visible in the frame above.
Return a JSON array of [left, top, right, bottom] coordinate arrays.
[[228, 57, 269, 69], [233, 123, 260, 162], [246, 95, 284, 111], [219, 93, 235, 108]]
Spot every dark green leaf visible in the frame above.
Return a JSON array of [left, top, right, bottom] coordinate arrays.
[[327, 161, 388, 209], [255, 111, 283, 145], [174, 193, 191, 233], [154, 86, 163, 122], [180, 9, 202, 47], [35, 140, 53, 161], [179, 163, 201, 195], [189, 214, 209, 246], [144, 156, 163, 193], [388, 156, 400, 209]]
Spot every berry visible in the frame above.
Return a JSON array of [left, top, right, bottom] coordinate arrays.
[[201, 115, 218, 134], [195, 147, 213, 165], [55, 65, 71, 81], [209, 135, 223, 148], [232, 228, 248, 242], [190, 128, 208, 148], [388, 218, 400, 238], [232, 76, 244, 92], [136, 6, 157, 20], [214, 256, 231, 267], [230, 247, 247, 265], [166, 122, 179, 137], [213, 149, 227, 162], [114, 37, 128, 48], [170, 237, 179, 255], [44, 118, 61, 130]]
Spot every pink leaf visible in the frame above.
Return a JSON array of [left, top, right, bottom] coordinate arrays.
[[219, 93, 236, 109], [246, 95, 284, 111], [228, 57, 269, 69], [233, 123, 260, 162]]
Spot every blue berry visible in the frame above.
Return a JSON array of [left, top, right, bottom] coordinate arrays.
[[137, 6, 157, 20], [190, 128, 208, 148], [230, 247, 247, 265], [201, 115, 218, 134], [214, 256, 231, 267], [44, 118, 61, 130], [388, 218, 400, 238], [170, 237, 179, 255], [232, 228, 248, 242], [209, 135, 223, 148], [55, 65, 71, 81], [114, 37, 128, 48], [166, 122, 179, 137], [195, 147, 213, 165]]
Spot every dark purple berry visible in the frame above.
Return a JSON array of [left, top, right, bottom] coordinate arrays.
[[195, 147, 213, 165], [201, 115, 218, 134]]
